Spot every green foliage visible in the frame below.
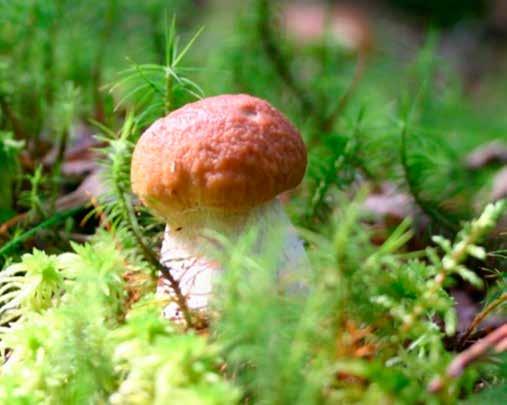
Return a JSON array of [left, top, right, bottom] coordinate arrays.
[[0, 232, 125, 403], [462, 353, 507, 404], [0, 249, 65, 322], [0, 0, 190, 132], [110, 17, 204, 126], [0, 232, 238, 404], [111, 301, 240, 404], [0, 132, 23, 221], [0, 1, 506, 403], [212, 198, 505, 404]]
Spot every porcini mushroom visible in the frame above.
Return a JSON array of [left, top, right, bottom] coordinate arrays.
[[131, 94, 309, 322]]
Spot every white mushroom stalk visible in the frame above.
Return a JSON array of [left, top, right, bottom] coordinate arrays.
[[157, 198, 309, 321], [131, 94, 309, 324]]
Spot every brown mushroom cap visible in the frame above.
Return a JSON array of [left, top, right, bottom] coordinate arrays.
[[131, 94, 307, 218]]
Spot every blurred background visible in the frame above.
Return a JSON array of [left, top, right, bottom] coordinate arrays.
[[0, 0, 506, 252], [0, 2, 506, 402]]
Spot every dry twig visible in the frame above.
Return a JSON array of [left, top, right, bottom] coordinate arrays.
[[459, 293, 507, 348], [429, 324, 507, 393]]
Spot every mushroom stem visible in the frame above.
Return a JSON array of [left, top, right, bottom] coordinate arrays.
[[157, 198, 310, 322]]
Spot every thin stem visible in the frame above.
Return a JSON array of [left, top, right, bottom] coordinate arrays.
[[165, 70, 172, 114], [0, 207, 82, 260], [429, 324, 507, 393], [117, 185, 194, 328], [402, 218, 489, 332], [0, 95, 26, 140], [0, 212, 28, 237], [256, 0, 314, 115], [459, 293, 507, 347], [400, 122, 458, 232], [320, 52, 366, 133], [92, 0, 118, 122], [49, 128, 69, 212]]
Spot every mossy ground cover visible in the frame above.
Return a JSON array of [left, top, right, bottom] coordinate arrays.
[[0, 1, 505, 404]]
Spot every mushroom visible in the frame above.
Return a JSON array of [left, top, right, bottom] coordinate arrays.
[[131, 94, 309, 323]]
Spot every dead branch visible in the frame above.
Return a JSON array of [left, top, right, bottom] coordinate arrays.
[[429, 324, 507, 393]]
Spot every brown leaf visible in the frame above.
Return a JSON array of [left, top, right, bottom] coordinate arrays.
[[362, 183, 415, 221], [55, 171, 105, 211]]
